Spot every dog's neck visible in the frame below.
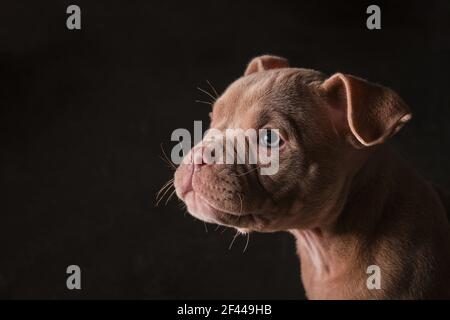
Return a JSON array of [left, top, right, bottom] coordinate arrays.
[[290, 146, 399, 284], [291, 228, 335, 279]]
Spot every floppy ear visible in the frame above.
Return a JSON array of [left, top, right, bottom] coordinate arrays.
[[321, 73, 412, 147], [244, 55, 289, 76]]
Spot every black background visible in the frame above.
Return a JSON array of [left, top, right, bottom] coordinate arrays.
[[0, 0, 449, 299]]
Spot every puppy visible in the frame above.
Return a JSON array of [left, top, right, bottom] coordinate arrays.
[[174, 55, 450, 299]]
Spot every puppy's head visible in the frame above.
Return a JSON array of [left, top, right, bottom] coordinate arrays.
[[174, 55, 412, 232]]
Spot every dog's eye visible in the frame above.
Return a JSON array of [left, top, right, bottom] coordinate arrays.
[[259, 129, 283, 148]]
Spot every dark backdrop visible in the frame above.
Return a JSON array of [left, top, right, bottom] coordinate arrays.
[[0, 0, 449, 299]]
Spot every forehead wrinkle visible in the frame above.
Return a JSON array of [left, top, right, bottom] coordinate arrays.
[[255, 107, 292, 130], [212, 69, 305, 130], [243, 70, 291, 103]]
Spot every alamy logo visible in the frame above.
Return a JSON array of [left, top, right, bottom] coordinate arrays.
[[66, 5, 81, 30], [170, 121, 280, 175], [366, 5, 381, 30], [366, 265, 381, 290], [66, 265, 81, 290]]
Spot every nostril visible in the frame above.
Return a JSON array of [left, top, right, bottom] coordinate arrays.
[[192, 145, 216, 170], [194, 162, 206, 170], [194, 157, 207, 171], [193, 146, 207, 170]]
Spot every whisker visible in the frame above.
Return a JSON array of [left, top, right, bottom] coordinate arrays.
[[156, 184, 174, 206], [197, 86, 217, 102], [243, 233, 250, 253], [228, 230, 240, 250], [203, 222, 209, 233], [156, 186, 173, 207], [206, 80, 219, 98], [195, 99, 212, 106], [233, 214, 242, 228], [237, 193, 243, 215], [156, 178, 174, 201], [159, 156, 176, 171], [165, 188, 177, 205], [160, 143, 177, 170]]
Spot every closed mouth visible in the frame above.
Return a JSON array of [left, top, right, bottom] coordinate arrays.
[[176, 166, 260, 228], [196, 193, 244, 217], [195, 192, 260, 227], [180, 186, 255, 226]]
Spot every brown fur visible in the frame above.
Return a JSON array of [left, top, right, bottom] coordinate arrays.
[[174, 55, 450, 299]]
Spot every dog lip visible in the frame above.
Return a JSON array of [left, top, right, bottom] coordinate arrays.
[[196, 193, 259, 228], [182, 186, 261, 228], [179, 165, 194, 199], [180, 185, 193, 199], [196, 192, 250, 217]]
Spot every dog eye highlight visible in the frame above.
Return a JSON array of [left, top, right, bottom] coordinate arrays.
[[259, 129, 283, 148]]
